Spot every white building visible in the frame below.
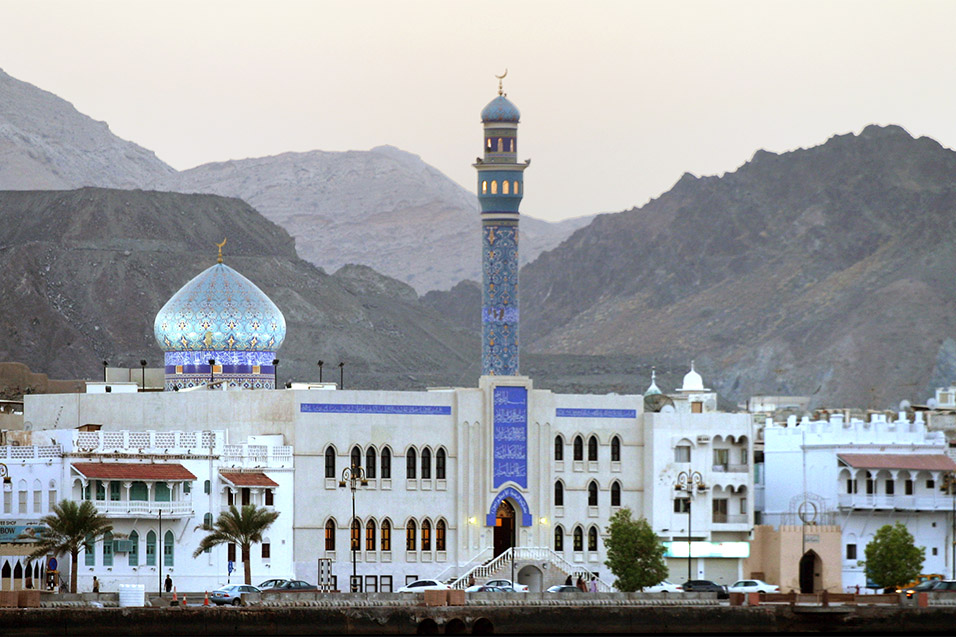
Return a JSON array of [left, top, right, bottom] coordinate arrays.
[[760, 412, 955, 589]]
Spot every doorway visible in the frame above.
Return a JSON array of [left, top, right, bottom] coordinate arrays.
[[493, 500, 516, 558], [799, 550, 821, 593]]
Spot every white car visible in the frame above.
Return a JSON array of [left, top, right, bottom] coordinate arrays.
[[465, 578, 529, 592], [727, 579, 780, 594], [644, 580, 683, 593], [396, 578, 450, 593]]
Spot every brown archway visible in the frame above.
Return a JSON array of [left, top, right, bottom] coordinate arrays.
[[493, 500, 516, 558], [799, 550, 821, 593]]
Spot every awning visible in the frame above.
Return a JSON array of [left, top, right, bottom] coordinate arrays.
[[837, 453, 956, 472], [71, 462, 196, 481], [219, 471, 278, 488]]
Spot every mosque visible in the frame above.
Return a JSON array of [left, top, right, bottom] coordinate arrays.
[[0, 80, 753, 593]]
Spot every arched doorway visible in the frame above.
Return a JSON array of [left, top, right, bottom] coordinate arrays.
[[799, 550, 821, 593], [493, 500, 516, 558], [517, 564, 543, 592]]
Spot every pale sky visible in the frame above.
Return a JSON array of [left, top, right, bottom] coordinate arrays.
[[2, 0, 954, 222]]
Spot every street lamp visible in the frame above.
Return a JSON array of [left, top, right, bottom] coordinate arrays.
[[272, 359, 279, 389], [102, 361, 108, 382], [674, 470, 706, 583], [208, 359, 216, 385], [140, 359, 147, 391], [317, 360, 324, 383], [338, 362, 345, 390], [339, 464, 368, 592]]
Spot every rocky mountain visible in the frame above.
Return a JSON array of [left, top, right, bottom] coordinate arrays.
[[0, 68, 174, 189], [501, 125, 956, 408], [0, 188, 478, 390], [150, 146, 591, 293]]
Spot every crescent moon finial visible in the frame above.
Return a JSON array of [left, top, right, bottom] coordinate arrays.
[[216, 238, 227, 263], [495, 69, 508, 96]]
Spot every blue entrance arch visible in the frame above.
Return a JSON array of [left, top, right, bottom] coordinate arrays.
[[486, 486, 533, 527]]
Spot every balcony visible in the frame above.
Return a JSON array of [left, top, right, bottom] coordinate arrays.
[[711, 513, 748, 526], [93, 499, 194, 518], [838, 493, 956, 511]]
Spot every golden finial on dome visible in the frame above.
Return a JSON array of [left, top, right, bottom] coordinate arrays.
[[495, 69, 508, 96], [216, 238, 227, 263]]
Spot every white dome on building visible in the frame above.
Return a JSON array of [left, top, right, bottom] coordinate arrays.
[[680, 361, 705, 392]]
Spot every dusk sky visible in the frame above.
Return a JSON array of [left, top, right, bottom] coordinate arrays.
[[2, 0, 953, 222]]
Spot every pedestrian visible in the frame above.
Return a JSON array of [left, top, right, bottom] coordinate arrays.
[[468, 575, 476, 587], [589, 576, 598, 593], [92, 576, 99, 593], [576, 576, 586, 592], [565, 575, 572, 586], [165, 574, 173, 593]]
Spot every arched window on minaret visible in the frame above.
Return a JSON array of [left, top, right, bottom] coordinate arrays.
[[513, 181, 519, 194], [486, 138, 492, 150], [510, 139, 515, 152], [482, 181, 488, 194], [497, 138, 503, 152], [503, 181, 510, 195], [491, 181, 498, 194]]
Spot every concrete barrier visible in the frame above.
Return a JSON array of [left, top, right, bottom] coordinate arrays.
[[18, 590, 41, 608], [424, 589, 447, 607], [0, 591, 18, 607]]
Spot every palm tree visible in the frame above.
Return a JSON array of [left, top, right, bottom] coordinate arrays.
[[193, 504, 279, 585], [23, 499, 113, 593]]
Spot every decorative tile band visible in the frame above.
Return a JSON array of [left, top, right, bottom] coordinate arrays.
[[300, 403, 452, 416], [555, 408, 637, 419]]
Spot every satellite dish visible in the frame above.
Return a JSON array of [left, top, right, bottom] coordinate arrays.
[[899, 399, 911, 411], [928, 398, 938, 409], [660, 404, 676, 413]]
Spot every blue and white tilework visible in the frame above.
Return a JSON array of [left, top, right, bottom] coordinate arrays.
[[481, 220, 519, 375]]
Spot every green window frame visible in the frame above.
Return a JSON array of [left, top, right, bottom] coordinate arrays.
[[145, 530, 156, 566], [84, 534, 95, 566]]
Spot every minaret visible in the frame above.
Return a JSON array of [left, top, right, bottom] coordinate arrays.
[[475, 71, 529, 376]]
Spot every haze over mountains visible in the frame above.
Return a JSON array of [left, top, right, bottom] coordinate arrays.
[[2, 67, 956, 408]]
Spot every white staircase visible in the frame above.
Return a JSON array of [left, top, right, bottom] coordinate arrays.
[[447, 546, 614, 592]]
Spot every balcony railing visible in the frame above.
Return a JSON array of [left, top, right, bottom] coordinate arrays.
[[711, 513, 748, 525], [93, 499, 194, 518], [838, 493, 956, 511]]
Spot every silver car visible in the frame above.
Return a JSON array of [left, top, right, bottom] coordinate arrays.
[[211, 584, 260, 606]]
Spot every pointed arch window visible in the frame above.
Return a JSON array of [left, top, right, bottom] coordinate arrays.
[[421, 520, 432, 551], [381, 520, 391, 552], [421, 448, 432, 480], [588, 526, 599, 551], [381, 448, 392, 479], [588, 436, 598, 461], [146, 531, 156, 566], [48, 480, 56, 512], [491, 180, 498, 195], [573, 526, 583, 552], [366, 520, 376, 551], [103, 531, 114, 566], [482, 180, 488, 194], [325, 446, 336, 478], [366, 448, 377, 479], [611, 436, 621, 462], [554, 435, 564, 461], [406, 448, 417, 479], [350, 446, 362, 470], [503, 180, 510, 194], [351, 519, 360, 551], [33, 479, 42, 512], [588, 481, 599, 506], [406, 520, 417, 551], [84, 534, 95, 566], [164, 530, 174, 566], [325, 520, 336, 551], [554, 481, 564, 506], [514, 180, 519, 194], [497, 138, 503, 152], [611, 481, 622, 507], [510, 139, 515, 152], [554, 525, 564, 552], [436, 448, 446, 480], [128, 530, 139, 566], [573, 436, 583, 461], [436, 520, 447, 552]]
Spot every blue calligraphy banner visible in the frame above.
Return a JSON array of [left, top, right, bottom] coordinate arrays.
[[493, 386, 527, 488], [555, 408, 637, 419], [300, 403, 451, 416]]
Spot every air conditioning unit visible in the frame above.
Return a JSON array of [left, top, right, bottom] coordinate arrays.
[[696, 435, 711, 444], [113, 540, 133, 553]]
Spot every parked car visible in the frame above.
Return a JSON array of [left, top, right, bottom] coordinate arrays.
[[643, 580, 683, 594], [477, 578, 528, 592], [211, 584, 260, 606], [927, 580, 956, 593], [396, 579, 450, 593], [256, 579, 288, 591], [899, 579, 944, 598], [475, 585, 518, 592], [270, 579, 317, 591], [727, 579, 780, 594], [546, 585, 582, 593], [681, 580, 729, 599]]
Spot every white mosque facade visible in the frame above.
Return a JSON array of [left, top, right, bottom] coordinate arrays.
[[0, 82, 754, 593]]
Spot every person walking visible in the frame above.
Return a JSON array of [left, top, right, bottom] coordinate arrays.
[[589, 576, 598, 593], [92, 576, 99, 593], [165, 574, 173, 593], [576, 576, 587, 592], [565, 575, 572, 586]]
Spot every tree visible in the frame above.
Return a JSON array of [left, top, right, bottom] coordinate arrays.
[[603, 508, 668, 592], [861, 522, 925, 590], [193, 504, 279, 585], [22, 499, 113, 593]]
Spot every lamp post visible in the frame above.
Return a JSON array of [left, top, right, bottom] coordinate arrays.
[[675, 470, 706, 583], [272, 359, 279, 389], [208, 359, 216, 385], [338, 464, 368, 592], [158, 508, 163, 598], [102, 361, 108, 383], [338, 362, 344, 390], [317, 360, 324, 383], [140, 359, 147, 391]]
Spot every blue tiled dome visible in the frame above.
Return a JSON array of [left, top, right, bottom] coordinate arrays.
[[154, 263, 286, 353], [481, 96, 520, 123]]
